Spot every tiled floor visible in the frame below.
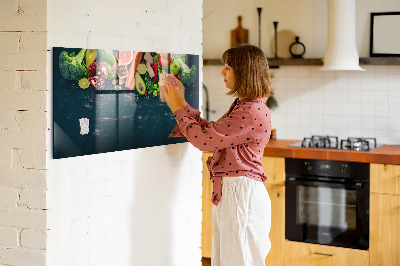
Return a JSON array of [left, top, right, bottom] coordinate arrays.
[[202, 257, 211, 266]]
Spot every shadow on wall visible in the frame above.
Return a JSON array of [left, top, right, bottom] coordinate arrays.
[[129, 143, 190, 265]]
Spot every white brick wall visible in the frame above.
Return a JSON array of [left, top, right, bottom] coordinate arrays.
[[21, 229, 47, 250], [46, 1, 203, 266], [2, 0, 203, 265], [0, 0, 48, 265]]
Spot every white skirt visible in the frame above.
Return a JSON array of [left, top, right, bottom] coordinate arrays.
[[212, 176, 271, 266]]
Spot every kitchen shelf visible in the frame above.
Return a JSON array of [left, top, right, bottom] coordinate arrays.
[[203, 57, 400, 67], [359, 57, 400, 65], [268, 58, 323, 67], [203, 58, 323, 68]]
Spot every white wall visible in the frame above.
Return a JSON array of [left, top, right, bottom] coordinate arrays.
[[203, 0, 400, 145], [46, 0, 203, 266], [203, 0, 326, 59], [203, 0, 400, 58]]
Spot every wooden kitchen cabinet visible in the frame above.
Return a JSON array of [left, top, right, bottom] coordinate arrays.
[[370, 163, 400, 266], [262, 156, 285, 266], [370, 193, 400, 266], [202, 152, 213, 258], [370, 163, 400, 195], [264, 184, 285, 266], [261, 156, 285, 186], [284, 241, 369, 266]]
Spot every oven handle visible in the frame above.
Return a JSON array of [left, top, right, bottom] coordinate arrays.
[[286, 177, 364, 189]]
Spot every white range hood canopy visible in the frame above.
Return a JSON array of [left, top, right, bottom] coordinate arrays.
[[320, 0, 365, 71]]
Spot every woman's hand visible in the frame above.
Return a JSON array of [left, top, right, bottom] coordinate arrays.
[[161, 76, 186, 113], [169, 76, 187, 107]]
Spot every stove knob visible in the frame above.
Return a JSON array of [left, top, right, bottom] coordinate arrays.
[[305, 161, 312, 171], [340, 164, 347, 174]]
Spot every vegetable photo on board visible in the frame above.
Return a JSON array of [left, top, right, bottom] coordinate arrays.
[[53, 46, 199, 159], [57, 48, 198, 96]]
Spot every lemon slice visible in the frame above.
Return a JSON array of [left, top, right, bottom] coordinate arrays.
[[78, 78, 90, 89], [137, 64, 147, 75]]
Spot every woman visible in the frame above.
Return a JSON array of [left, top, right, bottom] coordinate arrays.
[[161, 44, 273, 266]]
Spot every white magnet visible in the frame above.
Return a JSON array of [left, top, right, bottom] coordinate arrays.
[[79, 118, 89, 135]]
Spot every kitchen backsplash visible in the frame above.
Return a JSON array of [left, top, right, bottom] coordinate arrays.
[[203, 65, 400, 144]]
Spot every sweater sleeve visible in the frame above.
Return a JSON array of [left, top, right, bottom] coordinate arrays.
[[171, 106, 256, 152], [169, 104, 211, 138]]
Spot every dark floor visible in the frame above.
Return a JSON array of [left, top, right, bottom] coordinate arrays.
[[202, 257, 211, 266]]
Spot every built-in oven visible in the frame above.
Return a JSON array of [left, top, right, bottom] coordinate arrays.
[[285, 158, 370, 250]]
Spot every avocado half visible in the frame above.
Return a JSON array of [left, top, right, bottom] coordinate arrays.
[[85, 49, 97, 67], [135, 72, 146, 95]]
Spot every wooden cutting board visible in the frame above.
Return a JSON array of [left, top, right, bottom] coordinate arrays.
[[231, 16, 249, 48]]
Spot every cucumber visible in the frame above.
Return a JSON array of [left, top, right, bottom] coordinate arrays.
[[98, 50, 117, 65]]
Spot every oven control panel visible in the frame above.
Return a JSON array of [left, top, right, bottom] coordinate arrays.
[[286, 158, 369, 180]]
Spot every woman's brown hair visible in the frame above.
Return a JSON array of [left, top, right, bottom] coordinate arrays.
[[221, 44, 273, 99]]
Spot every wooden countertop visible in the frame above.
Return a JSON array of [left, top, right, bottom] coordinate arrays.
[[263, 139, 400, 165]]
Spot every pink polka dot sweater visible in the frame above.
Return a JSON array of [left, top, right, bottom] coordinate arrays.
[[169, 97, 272, 206]]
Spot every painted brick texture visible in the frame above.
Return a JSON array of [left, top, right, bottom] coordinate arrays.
[[0, 0, 48, 265]]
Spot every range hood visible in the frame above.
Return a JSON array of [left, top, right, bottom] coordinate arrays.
[[320, 0, 365, 71]]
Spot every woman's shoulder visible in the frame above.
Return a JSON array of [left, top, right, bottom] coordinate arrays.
[[240, 97, 269, 110], [245, 98, 271, 120]]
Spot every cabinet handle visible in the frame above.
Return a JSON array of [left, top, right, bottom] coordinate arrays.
[[314, 252, 335, 257]]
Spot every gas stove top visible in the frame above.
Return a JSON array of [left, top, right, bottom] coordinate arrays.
[[289, 135, 382, 151]]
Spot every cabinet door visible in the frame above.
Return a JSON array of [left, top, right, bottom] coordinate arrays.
[[202, 152, 213, 258], [284, 241, 369, 266], [370, 193, 400, 266], [370, 163, 400, 195], [265, 184, 284, 266], [261, 156, 285, 185]]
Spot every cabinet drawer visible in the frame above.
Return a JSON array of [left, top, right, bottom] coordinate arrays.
[[284, 241, 369, 266]]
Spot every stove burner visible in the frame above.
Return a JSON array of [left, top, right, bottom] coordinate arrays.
[[301, 135, 339, 149], [340, 137, 377, 151], [295, 136, 379, 151]]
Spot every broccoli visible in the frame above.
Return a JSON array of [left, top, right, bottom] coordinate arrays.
[[181, 65, 197, 85], [59, 49, 87, 81]]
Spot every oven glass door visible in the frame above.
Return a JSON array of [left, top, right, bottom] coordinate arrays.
[[298, 185, 356, 231], [285, 179, 369, 250]]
